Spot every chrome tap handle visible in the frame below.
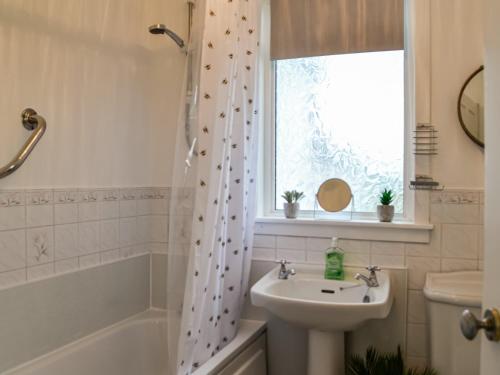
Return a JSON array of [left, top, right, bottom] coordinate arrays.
[[275, 259, 295, 279], [275, 259, 291, 266], [366, 265, 381, 272]]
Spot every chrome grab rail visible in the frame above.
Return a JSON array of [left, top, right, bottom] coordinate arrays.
[[0, 108, 47, 179]]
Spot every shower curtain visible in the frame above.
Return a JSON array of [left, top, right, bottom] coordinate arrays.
[[167, 0, 262, 373]]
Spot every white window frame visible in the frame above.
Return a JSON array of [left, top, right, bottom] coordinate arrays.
[[255, 0, 433, 244], [260, 54, 415, 222]]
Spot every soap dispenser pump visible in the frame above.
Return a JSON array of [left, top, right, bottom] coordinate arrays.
[[324, 237, 344, 280]]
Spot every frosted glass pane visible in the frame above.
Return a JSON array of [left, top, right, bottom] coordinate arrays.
[[275, 51, 405, 213]]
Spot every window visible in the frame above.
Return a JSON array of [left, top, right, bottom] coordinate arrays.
[[273, 50, 405, 215]]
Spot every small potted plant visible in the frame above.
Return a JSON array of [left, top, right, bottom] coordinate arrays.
[[281, 190, 305, 219], [377, 188, 395, 222]]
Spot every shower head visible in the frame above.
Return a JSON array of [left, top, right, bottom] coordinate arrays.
[[148, 24, 185, 49]]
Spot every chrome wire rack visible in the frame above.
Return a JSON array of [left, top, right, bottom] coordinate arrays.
[[414, 123, 438, 155]]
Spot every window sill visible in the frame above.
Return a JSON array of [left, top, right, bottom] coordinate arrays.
[[254, 217, 433, 243]]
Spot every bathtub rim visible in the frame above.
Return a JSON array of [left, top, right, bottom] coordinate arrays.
[[193, 319, 267, 375]]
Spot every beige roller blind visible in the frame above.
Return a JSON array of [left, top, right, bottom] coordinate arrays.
[[271, 0, 404, 60]]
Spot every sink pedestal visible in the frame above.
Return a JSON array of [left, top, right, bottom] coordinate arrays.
[[308, 330, 344, 375]]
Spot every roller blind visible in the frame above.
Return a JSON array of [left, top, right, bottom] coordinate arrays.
[[271, 0, 404, 60]]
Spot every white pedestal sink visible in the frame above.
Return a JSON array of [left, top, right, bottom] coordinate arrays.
[[250, 264, 393, 375]]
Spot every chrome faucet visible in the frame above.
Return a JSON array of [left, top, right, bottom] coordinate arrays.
[[276, 259, 296, 280], [355, 266, 381, 287]]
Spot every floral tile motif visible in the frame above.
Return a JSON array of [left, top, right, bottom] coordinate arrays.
[[431, 190, 481, 204], [54, 189, 78, 204], [0, 191, 24, 207], [26, 190, 53, 205]]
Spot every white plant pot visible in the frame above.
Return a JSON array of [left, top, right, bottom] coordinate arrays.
[[377, 205, 395, 222], [284, 202, 300, 219]]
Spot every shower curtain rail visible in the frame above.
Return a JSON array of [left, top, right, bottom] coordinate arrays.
[[0, 108, 47, 179]]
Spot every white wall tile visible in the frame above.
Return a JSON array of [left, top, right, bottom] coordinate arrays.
[[442, 224, 478, 259], [0, 230, 26, 272], [79, 253, 101, 268], [441, 258, 478, 272], [406, 257, 441, 290], [137, 215, 152, 244], [55, 203, 78, 224], [136, 199, 153, 216], [253, 247, 276, 261], [344, 252, 370, 266], [277, 236, 306, 250], [78, 202, 99, 222], [27, 263, 54, 281], [254, 234, 276, 249], [405, 224, 441, 257], [54, 224, 79, 259], [306, 237, 331, 252], [0, 206, 25, 230], [151, 199, 168, 215], [119, 200, 137, 218], [371, 254, 404, 267], [150, 215, 167, 243], [99, 201, 119, 220], [100, 219, 119, 251], [0, 269, 26, 289], [276, 249, 306, 262], [371, 241, 405, 255], [55, 258, 79, 274], [338, 239, 370, 254], [79, 221, 100, 255], [408, 290, 427, 324], [120, 217, 138, 247], [101, 249, 122, 263], [430, 203, 481, 224], [27, 226, 54, 266], [306, 251, 325, 264], [26, 205, 54, 228]]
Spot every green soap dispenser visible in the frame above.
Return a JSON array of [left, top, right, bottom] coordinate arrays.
[[324, 237, 344, 280]]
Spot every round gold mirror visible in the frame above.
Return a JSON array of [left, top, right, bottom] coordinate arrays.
[[316, 178, 352, 212], [458, 66, 484, 148]]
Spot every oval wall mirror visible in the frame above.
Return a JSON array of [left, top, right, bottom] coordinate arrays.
[[458, 66, 484, 148], [316, 178, 352, 212]]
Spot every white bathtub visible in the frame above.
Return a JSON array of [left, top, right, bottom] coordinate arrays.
[[3, 310, 267, 375]]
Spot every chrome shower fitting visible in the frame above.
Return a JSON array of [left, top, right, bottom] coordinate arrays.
[[148, 24, 185, 49]]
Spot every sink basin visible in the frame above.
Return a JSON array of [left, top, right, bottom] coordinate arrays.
[[250, 264, 393, 375], [251, 264, 393, 331]]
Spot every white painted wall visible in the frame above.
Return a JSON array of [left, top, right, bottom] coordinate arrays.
[[0, 0, 186, 189], [430, 0, 484, 188]]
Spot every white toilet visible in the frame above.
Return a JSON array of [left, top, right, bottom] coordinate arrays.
[[423, 271, 483, 375]]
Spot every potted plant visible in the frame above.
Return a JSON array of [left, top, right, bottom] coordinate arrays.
[[377, 188, 395, 222], [281, 190, 305, 219], [347, 346, 437, 375]]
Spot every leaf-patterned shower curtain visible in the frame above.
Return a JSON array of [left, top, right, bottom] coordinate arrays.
[[174, 0, 261, 373]]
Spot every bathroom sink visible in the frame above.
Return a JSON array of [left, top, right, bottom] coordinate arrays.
[[251, 264, 393, 331], [251, 264, 393, 375]]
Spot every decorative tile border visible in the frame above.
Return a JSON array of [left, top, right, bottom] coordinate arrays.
[[0, 187, 171, 290]]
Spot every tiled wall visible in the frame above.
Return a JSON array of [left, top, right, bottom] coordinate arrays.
[[252, 189, 484, 367], [0, 187, 170, 289]]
